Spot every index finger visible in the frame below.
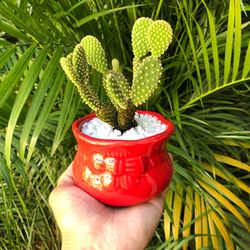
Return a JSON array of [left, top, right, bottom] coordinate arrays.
[[57, 163, 75, 187]]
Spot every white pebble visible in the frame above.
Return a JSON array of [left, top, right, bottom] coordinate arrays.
[[80, 113, 166, 140], [113, 129, 122, 136]]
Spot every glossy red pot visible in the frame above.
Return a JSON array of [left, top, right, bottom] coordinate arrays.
[[72, 110, 174, 206]]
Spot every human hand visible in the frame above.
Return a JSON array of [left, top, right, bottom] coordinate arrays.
[[49, 163, 168, 250]]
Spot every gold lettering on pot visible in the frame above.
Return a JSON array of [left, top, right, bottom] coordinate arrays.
[[82, 154, 116, 190], [101, 174, 112, 187], [105, 157, 115, 172], [93, 153, 106, 172]]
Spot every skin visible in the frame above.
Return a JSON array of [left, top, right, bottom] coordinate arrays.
[[49, 163, 169, 250]]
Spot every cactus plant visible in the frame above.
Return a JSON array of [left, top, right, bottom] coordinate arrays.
[[60, 17, 173, 132]]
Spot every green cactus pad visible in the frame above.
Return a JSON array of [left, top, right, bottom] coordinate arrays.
[[60, 54, 82, 85], [132, 57, 141, 75], [103, 71, 130, 109], [72, 44, 88, 81], [60, 54, 103, 111], [132, 17, 153, 58], [81, 35, 108, 74], [131, 56, 162, 106], [147, 20, 173, 58], [80, 88, 103, 111], [112, 58, 120, 73]]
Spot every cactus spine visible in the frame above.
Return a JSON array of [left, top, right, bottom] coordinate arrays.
[[60, 17, 172, 132]]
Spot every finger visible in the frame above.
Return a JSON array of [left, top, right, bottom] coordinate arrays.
[[168, 152, 173, 162], [49, 163, 74, 210], [161, 186, 169, 199], [57, 163, 75, 187], [147, 192, 165, 213], [114, 193, 165, 247], [49, 162, 102, 211]]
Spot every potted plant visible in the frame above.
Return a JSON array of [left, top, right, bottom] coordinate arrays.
[[60, 17, 174, 206]]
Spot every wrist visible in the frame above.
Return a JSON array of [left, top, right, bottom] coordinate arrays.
[[61, 232, 115, 250]]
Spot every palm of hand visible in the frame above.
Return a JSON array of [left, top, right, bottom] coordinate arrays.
[[49, 164, 166, 250]]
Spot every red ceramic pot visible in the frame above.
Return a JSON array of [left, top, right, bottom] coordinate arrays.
[[72, 110, 174, 206]]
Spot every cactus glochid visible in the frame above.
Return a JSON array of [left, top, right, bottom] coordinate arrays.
[[60, 17, 173, 132]]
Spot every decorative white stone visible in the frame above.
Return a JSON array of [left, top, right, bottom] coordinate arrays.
[[81, 113, 167, 140]]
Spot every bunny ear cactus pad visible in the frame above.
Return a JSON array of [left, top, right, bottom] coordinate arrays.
[[132, 17, 153, 58], [131, 56, 163, 106], [60, 54, 79, 85], [104, 71, 130, 110], [81, 35, 108, 74], [103, 59, 130, 110], [132, 17, 173, 59], [60, 47, 103, 111], [148, 20, 173, 58], [72, 44, 88, 81]]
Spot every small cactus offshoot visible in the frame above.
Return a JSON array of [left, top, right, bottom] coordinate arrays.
[[60, 17, 173, 132]]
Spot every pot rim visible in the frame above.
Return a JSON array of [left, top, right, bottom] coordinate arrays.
[[72, 110, 174, 145]]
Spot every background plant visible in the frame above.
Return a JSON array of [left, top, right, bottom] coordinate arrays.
[[0, 0, 249, 249]]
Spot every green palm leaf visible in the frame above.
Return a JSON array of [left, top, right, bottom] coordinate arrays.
[[51, 81, 81, 155], [180, 0, 250, 111], [19, 47, 64, 161], [5, 47, 49, 166], [25, 67, 65, 163], [0, 46, 36, 108]]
